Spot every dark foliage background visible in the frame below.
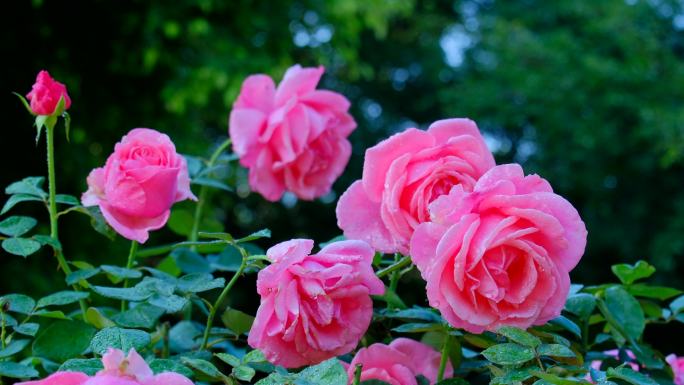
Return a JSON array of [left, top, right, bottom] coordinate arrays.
[[1, 0, 684, 351]]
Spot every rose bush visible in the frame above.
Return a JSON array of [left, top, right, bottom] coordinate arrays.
[[0, 68, 682, 385]]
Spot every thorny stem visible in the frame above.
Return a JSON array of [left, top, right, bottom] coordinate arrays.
[[376, 255, 412, 278]]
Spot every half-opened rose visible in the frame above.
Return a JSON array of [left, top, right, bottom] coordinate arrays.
[[346, 338, 453, 385], [26, 70, 72, 116], [82, 128, 196, 243], [229, 64, 356, 201], [337, 118, 494, 254], [248, 239, 384, 368], [410, 164, 587, 333]]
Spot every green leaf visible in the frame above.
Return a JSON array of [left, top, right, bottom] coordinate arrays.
[[66, 268, 101, 285], [606, 367, 658, 385], [113, 303, 165, 329], [32, 234, 62, 250], [168, 208, 195, 236], [148, 294, 188, 313], [243, 349, 267, 363], [91, 283, 152, 302], [603, 286, 645, 340], [101, 265, 142, 282], [73, 206, 115, 240], [55, 194, 79, 206], [215, 352, 241, 367], [85, 307, 116, 329], [233, 365, 256, 381], [627, 284, 682, 300], [90, 327, 151, 355], [32, 320, 96, 362], [373, 286, 407, 309], [59, 358, 103, 376], [36, 290, 89, 308], [0, 313, 17, 327], [169, 321, 201, 351], [537, 344, 576, 358], [1, 294, 35, 314], [0, 339, 30, 358], [491, 368, 533, 385], [296, 358, 348, 384], [671, 295, 684, 313], [176, 273, 225, 293], [198, 231, 233, 241], [63, 111, 71, 141], [180, 357, 227, 381], [236, 229, 271, 243], [565, 293, 597, 318], [378, 307, 443, 323], [1, 194, 42, 215], [481, 343, 535, 365], [172, 248, 212, 274], [0, 216, 38, 237], [611, 261, 656, 285], [392, 322, 444, 333], [497, 326, 541, 348], [5, 177, 47, 198], [221, 307, 255, 335], [549, 316, 582, 338], [149, 359, 193, 377], [2, 238, 42, 257], [33, 310, 70, 319], [35, 115, 47, 140], [192, 177, 232, 191], [0, 361, 39, 379], [14, 323, 40, 337], [13, 92, 34, 115]]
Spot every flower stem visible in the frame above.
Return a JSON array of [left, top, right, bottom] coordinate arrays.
[[121, 240, 139, 311], [437, 335, 451, 382], [189, 138, 232, 248], [376, 255, 412, 278], [46, 122, 88, 318], [352, 364, 363, 385], [200, 243, 247, 350]]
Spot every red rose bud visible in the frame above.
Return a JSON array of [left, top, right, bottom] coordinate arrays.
[[26, 70, 71, 116]]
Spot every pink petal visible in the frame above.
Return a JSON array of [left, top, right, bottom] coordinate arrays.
[[99, 202, 170, 243], [274, 65, 324, 106], [234, 74, 276, 112]]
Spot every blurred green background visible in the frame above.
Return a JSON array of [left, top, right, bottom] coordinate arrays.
[[1, 0, 683, 348]]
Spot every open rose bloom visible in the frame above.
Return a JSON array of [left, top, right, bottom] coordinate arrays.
[[346, 338, 453, 385], [410, 164, 587, 332], [26, 70, 72, 116], [82, 128, 196, 243], [248, 239, 384, 368], [18, 348, 193, 385], [337, 118, 495, 254], [229, 65, 356, 201]]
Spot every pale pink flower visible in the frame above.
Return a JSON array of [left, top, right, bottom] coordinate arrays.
[[337, 118, 494, 254], [410, 164, 587, 333], [17, 372, 89, 385], [82, 128, 196, 243], [667, 354, 684, 385], [248, 239, 384, 368], [229, 65, 356, 201]]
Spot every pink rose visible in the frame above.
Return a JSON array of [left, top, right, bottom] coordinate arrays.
[[248, 239, 385, 368], [18, 349, 193, 385], [82, 128, 196, 243], [410, 164, 587, 333], [667, 354, 684, 385], [336, 118, 495, 254], [26, 70, 72, 115], [346, 338, 453, 385], [229, 65, 356, 201], [84, 348, 193, 385], [17, 372, 89, 385]]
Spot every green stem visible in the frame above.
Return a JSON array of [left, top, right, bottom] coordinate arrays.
[[387, 253, 401, 310], [376, 256, 412, 278], [189, 138, 232, 248], [352, 364, 363, 385], [437, 335, 451, 382], [162, 322, 170, 359], [1, 310, 6, 350], [200, 243, 247, 350], [46, 122, 88, 318], [121, 240, 139, 311]]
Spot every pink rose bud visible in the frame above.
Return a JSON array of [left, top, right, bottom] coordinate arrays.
[[81, 128, 197, 243], [17, 372, 89, 385], [248, 239, 385, 368], [410, 164, 587, 333], [26, 70, 72, 116], [667, 354, 684, 385], [87, 348, 193, 385], [336, 118, 495, 255], [229, 65, 356, 201], [346, 338, 453, 385]]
